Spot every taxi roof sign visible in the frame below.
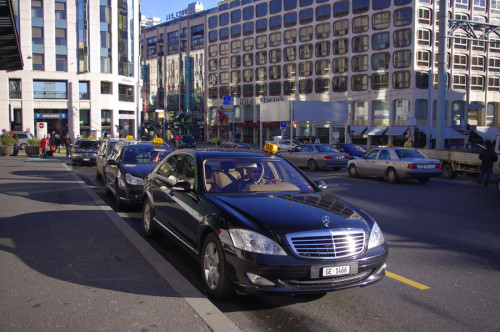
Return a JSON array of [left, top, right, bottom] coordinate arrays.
[[125, 135, 134, 140], [153, 137, 164, 144]]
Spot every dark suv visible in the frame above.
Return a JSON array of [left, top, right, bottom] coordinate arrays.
[[71, 139, 101, 165], [179, 135, 196, 148]]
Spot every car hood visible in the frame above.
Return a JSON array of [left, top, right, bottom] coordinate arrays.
[[207, 191, 373, 236], [120, 163, 156, 178]]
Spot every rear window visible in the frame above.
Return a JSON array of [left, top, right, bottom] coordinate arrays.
[[79, 141, 100, 148]]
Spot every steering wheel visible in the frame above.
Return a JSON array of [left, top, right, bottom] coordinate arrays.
[[266, 178, 282, 184]]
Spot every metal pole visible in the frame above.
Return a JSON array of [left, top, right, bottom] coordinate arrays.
[[426, 69, 432, 149], [436, 0, 448, 149]]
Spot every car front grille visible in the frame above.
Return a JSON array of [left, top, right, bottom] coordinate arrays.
[[286, 229, 365, 260]]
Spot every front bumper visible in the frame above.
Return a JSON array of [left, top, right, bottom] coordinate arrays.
[[71, 152, 97, 164], [117, 185, 144, 205], [223, 242, 388, 294]]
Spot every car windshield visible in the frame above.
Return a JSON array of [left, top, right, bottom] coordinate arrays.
[[395, 149, 426, 159], [203, 157, 316, 193], [317, 145, 337, 153], [122, 146, 169, 164], [183, 136, 194, 142], [78, 141, 100, 149], [352, 145, 366, 152]]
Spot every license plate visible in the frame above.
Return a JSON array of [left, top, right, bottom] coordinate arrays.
[[322, 265, 350, 277], [83, 158, 90, 161], [424, 165, 435, 169]]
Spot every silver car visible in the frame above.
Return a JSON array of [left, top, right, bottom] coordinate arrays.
[[347, 147, 442, 183], [96, 138, 125, 178], [278, 144, 350, 171]]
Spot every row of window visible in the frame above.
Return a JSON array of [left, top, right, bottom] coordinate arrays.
[[208, 50, 415, 75], [208, 8, 412, 42], [8, 80, 133, 102], [211, 0, 413, 29], [207, 71, 500, 98]]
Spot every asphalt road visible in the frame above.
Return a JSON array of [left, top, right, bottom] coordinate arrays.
[[73, 159, 500, 332]]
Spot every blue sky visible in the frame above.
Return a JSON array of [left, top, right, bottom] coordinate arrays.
[[141, 0, 219, 20]]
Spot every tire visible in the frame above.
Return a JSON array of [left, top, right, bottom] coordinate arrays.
[[143, 198, 160, 238], [20, 143, 27, 150], [386, 168, 399, 183], [201, 233, 233, 299], [441, 163, 456, 179], [308, 159, 319, 171], [348, 164, 359, 178], [417, 177, 430, 184]]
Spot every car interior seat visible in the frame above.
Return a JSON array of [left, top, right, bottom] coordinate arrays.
[[214, 161, 241, 191], [204, 164, 220, 192]]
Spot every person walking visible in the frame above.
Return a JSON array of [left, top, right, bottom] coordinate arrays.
[[64, 134, 72, 157], [404, 136, 413, 148], [477, 141, 498, 187], [40, 135, 49, 158], [55, 134, 61, 153]]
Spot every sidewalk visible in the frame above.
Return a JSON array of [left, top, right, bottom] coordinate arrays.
[[0, 155, 239, 331]]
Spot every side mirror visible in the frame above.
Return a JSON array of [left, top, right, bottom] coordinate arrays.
[[316, 180, 327, 190], [173, 181, 192, 192]]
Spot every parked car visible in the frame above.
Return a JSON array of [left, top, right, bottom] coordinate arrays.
[[0, 131, 34, 150], [347, 147, 442, 183], [96, 138, 128, 179], [331, 143, 367, 159], [71, 139, 101, 165], [221, 139, 250, 149], [142, 150, 388, 298], [278, 144, 350, 171], [208, 137, 222, 144], [276, 139, 302, 152], [104, 141, 174, 209], [179, 135, 196, 148]]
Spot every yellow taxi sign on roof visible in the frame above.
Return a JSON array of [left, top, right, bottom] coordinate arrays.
[[88, 135, 94, 139], [153, 137, 164, 144], [264, 142, 278, 154], [125, 135, 134, 140]]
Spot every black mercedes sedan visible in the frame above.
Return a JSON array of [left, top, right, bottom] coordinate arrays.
[[104, 141, 174, 209], [142, 150, 388, 299]]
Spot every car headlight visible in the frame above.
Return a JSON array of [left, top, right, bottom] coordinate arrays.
[[125, 173, 144, 186], [229, 229, 287, 256], [368, 222, 385, 249]]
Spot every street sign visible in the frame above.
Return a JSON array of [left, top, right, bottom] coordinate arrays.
[[223, 96, 234, 111], [280, 121, 287, 130]]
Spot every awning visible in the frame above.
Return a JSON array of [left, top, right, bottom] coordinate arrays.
[[420, 127, 464, 139], [365, 126, 388, 136], [349, 126, 366, 135], [475, 126, 500, 141], [385, 126, 408, 136]]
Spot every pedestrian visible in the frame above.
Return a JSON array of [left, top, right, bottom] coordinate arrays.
[[174, 134, 180, 148], [404, 136, 413, 148], [55, 134, 61, 153], [477, 141, 498, 187], [40, 135, 49, 158], [64, 134, 72, 157]]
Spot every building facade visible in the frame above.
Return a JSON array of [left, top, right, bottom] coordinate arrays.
[[141, 0, 500, 146], [0, 0, 141, 140]]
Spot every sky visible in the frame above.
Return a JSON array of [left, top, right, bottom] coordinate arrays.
[[140, 0, 220, 20]]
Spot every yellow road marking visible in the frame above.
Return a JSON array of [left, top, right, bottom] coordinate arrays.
[[386, 271, 431, 290]]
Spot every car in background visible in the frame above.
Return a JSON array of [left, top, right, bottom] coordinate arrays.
[[96, 138, 128, 179], [278, 144, 350, 171], [331, 143, 367, 159], [208, 137, 222, 144], [142, 150, 388, 298], [179, 135, 196, 148], [0, 131, 34, 150], [221, 139, 250, 149], [276, 139, 302, 152], [71, 139, 101, 166], [104, 141, 173, 209], [347, 147, 442, 183]]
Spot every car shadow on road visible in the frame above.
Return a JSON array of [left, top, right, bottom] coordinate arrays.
[[0, 210, 178, 297]]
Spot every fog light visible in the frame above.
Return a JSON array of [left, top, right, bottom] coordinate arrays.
[[246, 273, 275, 286]]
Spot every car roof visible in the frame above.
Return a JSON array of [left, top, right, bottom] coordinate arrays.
[[171, 149, 267, 159]]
